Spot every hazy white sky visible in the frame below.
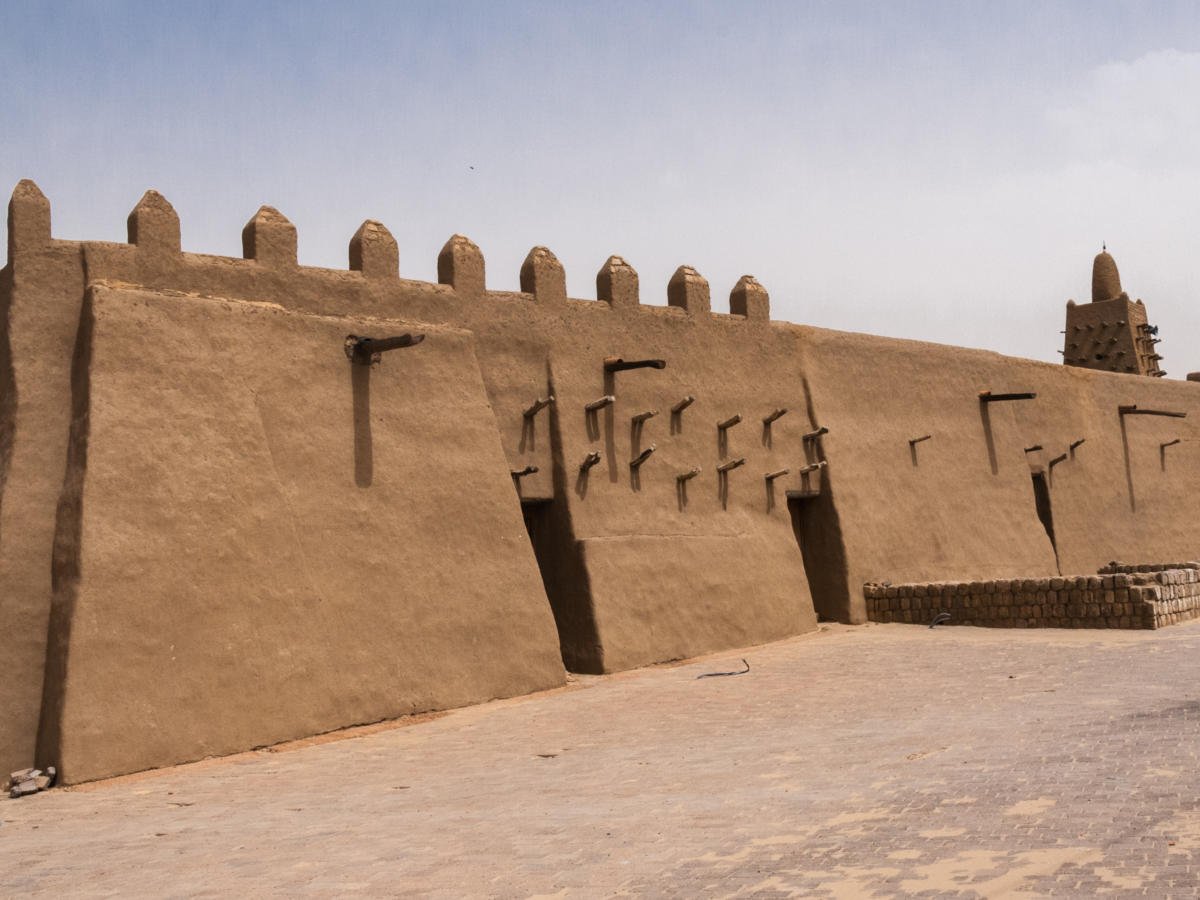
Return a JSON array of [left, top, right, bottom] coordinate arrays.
[[4, 1, 1200, 370]]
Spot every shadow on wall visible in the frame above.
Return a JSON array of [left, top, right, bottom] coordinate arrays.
[[787, 376, 851, 622], [0, 267, 15, 525], [522, 384, 603, 673], [980, 400, 998, 476], [352, 362, 372, 488], [36, 291, 96, 772], [1030, 470, 1060, 574], [788, 486, 850, 623], [1120, 413, 1135, 513]]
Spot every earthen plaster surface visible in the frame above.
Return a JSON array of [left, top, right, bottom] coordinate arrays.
[[40, 285, 565, 783], [5, 181, 1200, 784]]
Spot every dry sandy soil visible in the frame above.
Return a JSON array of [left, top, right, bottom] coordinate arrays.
[[3, 621, 1199, 897]]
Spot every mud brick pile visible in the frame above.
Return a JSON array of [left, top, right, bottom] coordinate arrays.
[[864, 566, 1200, 630], [7, 766, 55, 799], [1098, 560, 1200, 574]]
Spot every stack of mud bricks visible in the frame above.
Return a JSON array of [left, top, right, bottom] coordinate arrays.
[[1097, 562, 1200, 629], [864, 564, 1200, 630]]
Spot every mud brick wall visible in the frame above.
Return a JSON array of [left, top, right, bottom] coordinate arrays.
[[8, 177, 1200, 783], [1134, 568, 1200, 628], [865, 568, 1200, 630]]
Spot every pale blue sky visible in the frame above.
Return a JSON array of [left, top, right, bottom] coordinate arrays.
[[4, 2, 1200, 368]]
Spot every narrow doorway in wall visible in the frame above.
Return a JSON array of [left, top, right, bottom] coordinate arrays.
[[788, 492, 852, 622], [1030, 471, 1060, 569], [520, 499, 603, 674]]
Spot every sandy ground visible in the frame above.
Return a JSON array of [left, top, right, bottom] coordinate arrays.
[[3, 621, 1200, 897]]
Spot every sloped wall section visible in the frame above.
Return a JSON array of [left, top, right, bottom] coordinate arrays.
[[38, 285, 565, 783]]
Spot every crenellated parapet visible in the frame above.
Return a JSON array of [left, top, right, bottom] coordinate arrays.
[[5, 182, 779, 324]]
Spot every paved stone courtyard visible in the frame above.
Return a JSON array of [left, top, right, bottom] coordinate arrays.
[[3, 621, 1200, 897]]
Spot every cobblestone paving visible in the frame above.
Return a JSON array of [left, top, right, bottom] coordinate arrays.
[[3, 622, 1200, 897]]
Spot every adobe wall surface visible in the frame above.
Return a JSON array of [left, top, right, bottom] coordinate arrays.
[[1006, 367, 1200, 573], [801, 336, 1200, 621], [4, 181, 1200, 782], [38, 284, 565, 783], [67, 218, 824, 678], [800, 332, 1063, 621]]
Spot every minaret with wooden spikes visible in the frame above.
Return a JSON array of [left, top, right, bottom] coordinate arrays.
[[1063, 247, 1164, 377]]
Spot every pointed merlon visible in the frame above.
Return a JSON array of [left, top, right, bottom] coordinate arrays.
[[242, 206, 297, 267], [520, 246, 566, 305], [597, 255, 639, 309], [8, 179, 51, 257], [437, 234, 485, 298], [667, 265, 711, 315], [349, 220, 399, 279], [1092, 248, 1122, 303], [127, 190, 181, 254], [730, 275, 769, 321]]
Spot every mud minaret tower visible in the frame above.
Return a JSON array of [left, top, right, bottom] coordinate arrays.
[[1063, 248, 1164, 377]]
